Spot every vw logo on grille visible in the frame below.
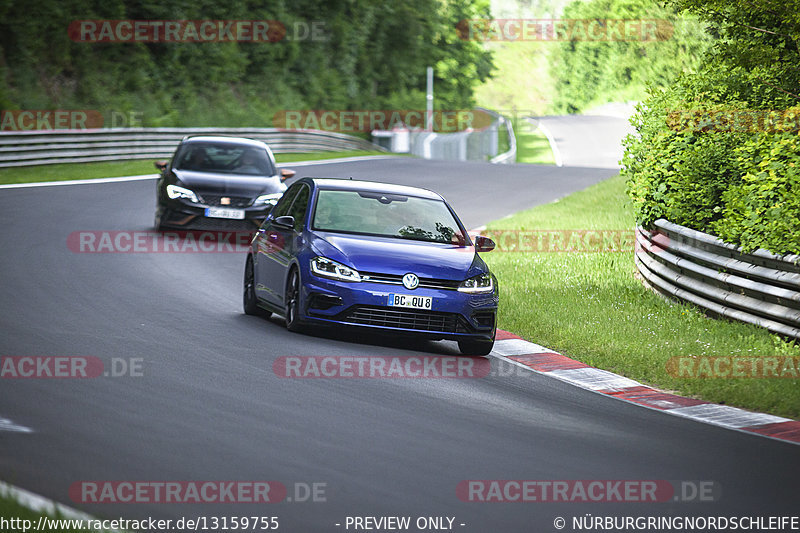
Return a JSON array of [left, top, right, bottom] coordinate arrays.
[[402, 273, 419, 290]]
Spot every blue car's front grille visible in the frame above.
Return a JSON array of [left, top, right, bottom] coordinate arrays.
[[341, 306, 473, 334], [359, 272, 461, 291]]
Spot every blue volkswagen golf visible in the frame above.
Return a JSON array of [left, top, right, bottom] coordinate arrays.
[[243, 178, 498, 355]]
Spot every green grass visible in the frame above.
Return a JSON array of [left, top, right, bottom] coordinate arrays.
[[0, 493, 102, 532], [0, 151, 391, 185], [484, 174, 800, 419], [514, 118, 556, 165], [498, 120, 510, 156]]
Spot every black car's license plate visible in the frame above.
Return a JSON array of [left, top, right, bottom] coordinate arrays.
[[205, 207, 245, 220]]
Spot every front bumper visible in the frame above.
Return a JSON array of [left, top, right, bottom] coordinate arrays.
[[157, 199, 270, 230], [299, 273, 498, 341]]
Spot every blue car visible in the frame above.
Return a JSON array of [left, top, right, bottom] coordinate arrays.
[[243, 178, 498, 355]]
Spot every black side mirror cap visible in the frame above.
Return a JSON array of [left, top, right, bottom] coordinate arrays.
[[474, 235, 496, 253], [274, 215, 294, 229]]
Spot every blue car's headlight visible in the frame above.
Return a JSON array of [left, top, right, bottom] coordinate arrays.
[[458, 273, 494, 293], [166, 184, 199, 203], [310, 256, 362, 282]]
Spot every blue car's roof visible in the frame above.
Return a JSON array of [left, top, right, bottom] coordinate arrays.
[[305, 178, 444, 201]]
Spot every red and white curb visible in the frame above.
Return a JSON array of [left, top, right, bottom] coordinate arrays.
[[490, 330, 800, 445]]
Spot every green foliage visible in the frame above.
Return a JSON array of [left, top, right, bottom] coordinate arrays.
[[715, 132, 800, 254], [485, 174, 800, 420], [623, 0, 800, 255], [0, 0, 494, 126], [551, 0, 711, 113]]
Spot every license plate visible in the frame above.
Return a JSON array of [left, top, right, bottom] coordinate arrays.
[[388, 294, 433, 310], [205, 207, 245, 220]]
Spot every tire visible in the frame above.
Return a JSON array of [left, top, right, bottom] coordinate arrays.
[[243, 256, 269, 317], [458, 338, 495, 356], [284, 267, 305, 332]]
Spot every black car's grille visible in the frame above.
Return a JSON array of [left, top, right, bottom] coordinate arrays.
[[201, 194, 253, 208], [188, 217, 260, 231], [340, 306, 473, 334], [359, 271, 461, 291]]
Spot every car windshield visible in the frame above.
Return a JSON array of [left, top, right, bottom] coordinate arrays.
[[174, 143, 276, 176], [312, 189, 467, 244]]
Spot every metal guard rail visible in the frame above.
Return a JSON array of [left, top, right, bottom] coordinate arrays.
[[475, 107, 516, 164], [635, 218, 800, 339], [0, 128, 385, 168], [489, 114, 516, 164]]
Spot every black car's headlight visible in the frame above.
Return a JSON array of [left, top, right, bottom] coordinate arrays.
[[254, 193, 283, 206], [458, 273, 494, 293], [166, 184, 199, 203], [310, 256, 361, 282]]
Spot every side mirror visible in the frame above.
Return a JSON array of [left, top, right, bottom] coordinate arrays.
[[154, 160, 168, 171], [474, 235, 496, 253], [274, 215, 294, 229], [280, 168, 296, 182]]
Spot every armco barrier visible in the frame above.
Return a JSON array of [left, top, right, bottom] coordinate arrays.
[[0, 128, 385, 168], [489, 113, 516, 164], [405, 108, 516, 163], [635, 218, 800, 339]]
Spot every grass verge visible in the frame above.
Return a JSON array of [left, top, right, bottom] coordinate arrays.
[[484, 174, 800, 420], [0, 151, 391, 185], [513, 118, 556, 165], [0, 492, 101, 532]]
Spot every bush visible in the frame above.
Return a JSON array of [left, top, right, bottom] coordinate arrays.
[[715, 132, 800, 254], [623, 0, 800, 256], [624, 96, 800, 255]]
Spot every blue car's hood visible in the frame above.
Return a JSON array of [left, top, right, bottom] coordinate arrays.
[[310, 231, 484, 279]]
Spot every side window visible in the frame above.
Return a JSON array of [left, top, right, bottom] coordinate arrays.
[[270, 184, 301, 219], [287, 185, 310, 231]]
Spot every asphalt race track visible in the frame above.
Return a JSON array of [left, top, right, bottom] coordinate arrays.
[[1, 157, 798, 532], [533, 114, 635, 169]]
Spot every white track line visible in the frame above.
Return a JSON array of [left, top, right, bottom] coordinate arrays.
[[0, 174, 158, 189], [0, 155, 400, 190], [527, 117, 562, 167]]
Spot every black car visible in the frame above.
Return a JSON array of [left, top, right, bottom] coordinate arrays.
[[154, 136, 295, 231]]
